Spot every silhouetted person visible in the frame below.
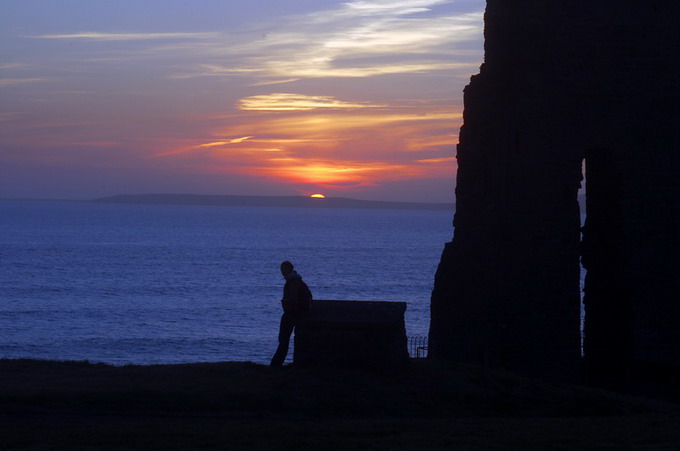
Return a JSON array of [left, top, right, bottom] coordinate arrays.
[[270, 261, 312, 367]]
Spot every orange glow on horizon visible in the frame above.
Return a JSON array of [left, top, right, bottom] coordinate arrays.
[[155, 99, 462, 194], [246, 160, 424, 187], [310, 193, 325, 198]]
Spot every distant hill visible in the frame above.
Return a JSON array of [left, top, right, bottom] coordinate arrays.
[[92, 193, 455, 211]]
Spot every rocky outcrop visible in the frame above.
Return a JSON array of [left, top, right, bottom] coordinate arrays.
[[430, 1, 680, 386]]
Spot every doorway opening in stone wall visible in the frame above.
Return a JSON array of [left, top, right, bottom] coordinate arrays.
[[580, 148, 633, 389], [579, 157, 587, 356]]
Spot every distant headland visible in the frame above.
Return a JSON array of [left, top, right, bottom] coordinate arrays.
[[92, 193, 455, 211]]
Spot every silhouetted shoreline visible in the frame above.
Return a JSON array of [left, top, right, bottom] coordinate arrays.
[[91, 193, 455, 211], [3, 193, 589, 211]]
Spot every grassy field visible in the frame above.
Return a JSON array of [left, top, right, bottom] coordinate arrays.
[[2, 359, 679, 449]]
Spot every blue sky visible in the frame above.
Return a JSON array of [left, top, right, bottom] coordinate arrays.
[[0, 0, 485, 202]]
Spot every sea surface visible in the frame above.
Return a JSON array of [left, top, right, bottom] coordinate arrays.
[[1, 200, 454, 365]]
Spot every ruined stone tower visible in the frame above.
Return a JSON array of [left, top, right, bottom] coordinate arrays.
[[430, 1, 680, 385]]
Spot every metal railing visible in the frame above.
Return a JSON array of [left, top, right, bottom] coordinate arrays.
[[408, 336, 428, 358]]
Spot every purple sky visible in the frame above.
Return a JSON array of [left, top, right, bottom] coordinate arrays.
[[0, 0, 485, 202]]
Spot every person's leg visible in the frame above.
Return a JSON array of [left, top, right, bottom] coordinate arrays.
[[270, 313, 295, 367]]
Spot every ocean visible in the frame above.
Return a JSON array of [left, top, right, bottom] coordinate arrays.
[[1, 200, 453, 365]]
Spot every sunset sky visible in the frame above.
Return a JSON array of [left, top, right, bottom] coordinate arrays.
[[0, 0, 485, 202]]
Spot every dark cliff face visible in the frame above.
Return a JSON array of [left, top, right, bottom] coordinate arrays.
[[430, 1, 680, 385]]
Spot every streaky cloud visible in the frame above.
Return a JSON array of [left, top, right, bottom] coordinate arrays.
[[0, 78, 49, 87], [415, 157, 456, 164], [0, 112, 23, 122], [249, 78, 300, 87], [197, 137, 254, 147], [322, 0, 454, 19], [0, 63, 31, 70], [238, 93, 386, 111], [168, 6, 483, 82], [31, 31, 219, 41]]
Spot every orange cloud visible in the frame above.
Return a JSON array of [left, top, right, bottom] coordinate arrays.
[[196, 136, 254, 147], [415, 157, 456, 164], [238, 93, 384, 111], [405, 134, 459, 152], [212, 110, 460, 144], [239, 159, 424, 187], [158, 95, 461, 193]]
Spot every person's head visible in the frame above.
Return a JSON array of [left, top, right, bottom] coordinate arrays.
[[280, 260, 294, 277]]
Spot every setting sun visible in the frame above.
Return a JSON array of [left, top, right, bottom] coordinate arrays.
[[310, 194, 326, 199]]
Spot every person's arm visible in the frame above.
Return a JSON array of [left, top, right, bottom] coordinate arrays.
[[282, 280, 299, 312], [288, 280, 299, 309]]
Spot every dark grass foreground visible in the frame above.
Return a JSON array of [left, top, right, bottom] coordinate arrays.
[[1, 359, 679, 450]]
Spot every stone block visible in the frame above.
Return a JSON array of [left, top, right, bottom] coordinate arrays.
[[293, 300, 409, 368]]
